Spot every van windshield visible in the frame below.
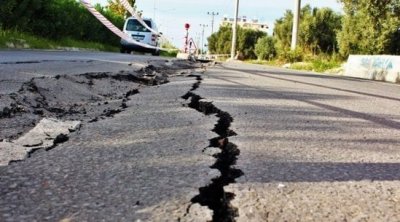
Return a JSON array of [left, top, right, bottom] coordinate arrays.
[[126, 19, 152, 32]]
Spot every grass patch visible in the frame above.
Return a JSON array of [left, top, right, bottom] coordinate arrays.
[[248, 59, 286, 67], [310, 59, 342, 72], [160, 49, 179, 57], [290, 62, 314, 71], [290, 59, 342, 72], [0, 29, 118, 52], [247, 57, 342, 73]]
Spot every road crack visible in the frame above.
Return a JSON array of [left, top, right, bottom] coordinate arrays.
[[182, 75, 243, 222]]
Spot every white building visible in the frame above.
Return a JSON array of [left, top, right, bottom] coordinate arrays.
[[221, 16, 269, 32]]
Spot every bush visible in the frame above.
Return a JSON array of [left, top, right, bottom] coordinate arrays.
[[0, 0, 125, 47], [279, 48, 303, 63], [255, 36, 276, 60]]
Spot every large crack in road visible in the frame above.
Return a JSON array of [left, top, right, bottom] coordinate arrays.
[[182, 75, 244, 222]]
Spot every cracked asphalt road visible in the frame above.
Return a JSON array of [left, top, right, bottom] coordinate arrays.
[[0, 50, 215, 221], [1, 51, 400, 221], [195, 62, 400, 221]]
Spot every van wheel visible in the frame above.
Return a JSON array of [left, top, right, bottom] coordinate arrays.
[[152, 50, 160, 56]]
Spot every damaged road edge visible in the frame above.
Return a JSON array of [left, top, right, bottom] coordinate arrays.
[[0, 118, 81, 166], [181, 75, 243, 222], [0, 60, 201, 141], [0, 60, 203, 165]]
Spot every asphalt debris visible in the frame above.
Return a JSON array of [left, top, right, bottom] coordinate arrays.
[[0, 60, 201, 141]]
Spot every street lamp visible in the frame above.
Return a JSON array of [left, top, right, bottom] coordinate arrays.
[[207, 11, 219, 34]]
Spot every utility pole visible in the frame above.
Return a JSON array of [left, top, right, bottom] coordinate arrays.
[[196, 32, 201, 55], [200, 24, 208, 55], [230, 0, 239, 60], [153, 0, 156, 20], [291, 0, 301, 50], [207, 11, 219, 34]]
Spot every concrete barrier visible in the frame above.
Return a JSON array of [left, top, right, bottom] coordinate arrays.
[[344, 55, 400, 83], [176, 52, 191, 60]]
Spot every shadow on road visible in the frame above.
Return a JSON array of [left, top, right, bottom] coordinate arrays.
[[239, 161, 400, 183], [222, 65, 400, 103]]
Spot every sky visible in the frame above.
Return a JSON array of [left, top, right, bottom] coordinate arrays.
[[91, 0, 343, 48]]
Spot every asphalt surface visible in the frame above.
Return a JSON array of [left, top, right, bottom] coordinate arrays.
[[1, 50, 400, 221]]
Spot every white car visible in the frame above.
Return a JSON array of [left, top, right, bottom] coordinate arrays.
[[120, 17, 160, 56]]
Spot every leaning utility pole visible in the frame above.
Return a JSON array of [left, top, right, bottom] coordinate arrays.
[[230, 0, 239, 60], [207, 11, 219, 34], [291, 0, 301, 50]]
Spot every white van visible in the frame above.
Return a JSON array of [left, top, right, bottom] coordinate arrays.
[[120, 17, 160, 56]]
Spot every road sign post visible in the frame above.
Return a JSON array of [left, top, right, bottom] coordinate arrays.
[[184, 23, 190, 53]]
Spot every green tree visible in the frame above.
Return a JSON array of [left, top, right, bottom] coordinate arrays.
[[208, 26, 266, 59], [0, 0, 47, 29], [237, 27, 266, 59], [273, 9, 293, 53], [299, 6, 342, 54], [274, 5, 342, 55], [208, 26, 232, 55], [255, 36, 276, 60], [338, 0, 400, 56], [107, 0, 135, 17]]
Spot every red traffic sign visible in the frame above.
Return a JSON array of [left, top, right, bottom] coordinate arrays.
[[185, 23, 190, 30]]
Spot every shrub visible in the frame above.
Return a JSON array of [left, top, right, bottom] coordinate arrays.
[[255, 36, 276, 60], [279, 48, 303, 63], [0, 0, 125, 46]]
